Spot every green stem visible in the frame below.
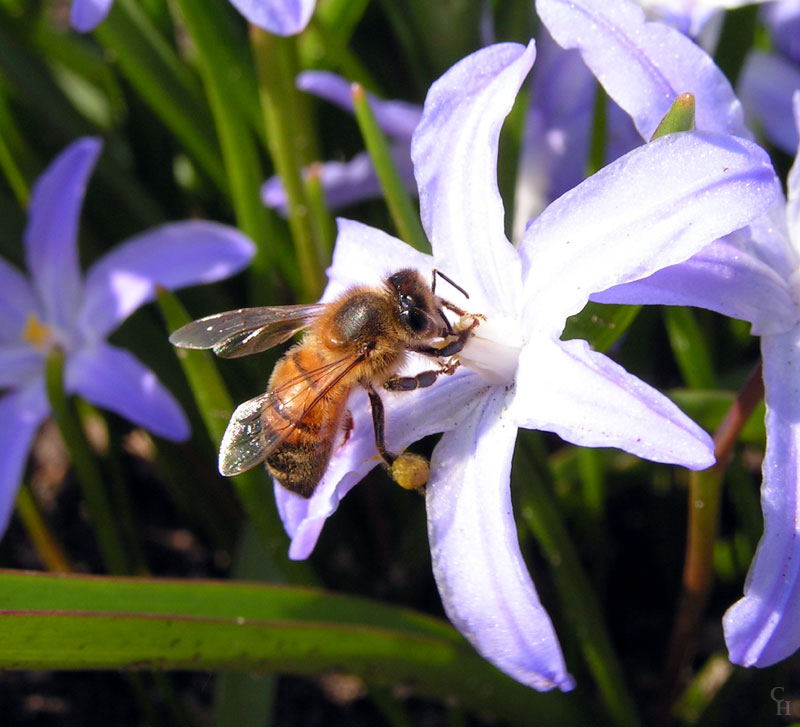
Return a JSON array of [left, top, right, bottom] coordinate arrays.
[[585, 83, 607, 176], [174, 0, 292, 299], [659, 360, 764, 715], [0, 118, 29, 206], [15, 483, 72, 573], [44, 349, 129, 574], [351, 83, 429, 252], [516, 431, 640, 727], [251, 26, 326, 301], [94, 0, 226, 190]]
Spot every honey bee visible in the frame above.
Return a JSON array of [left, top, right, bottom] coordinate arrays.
[[169, 269, 479, 498]]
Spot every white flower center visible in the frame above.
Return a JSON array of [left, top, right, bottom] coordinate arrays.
[[455, 314, 522, 386]]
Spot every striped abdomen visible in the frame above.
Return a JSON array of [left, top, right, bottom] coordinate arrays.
[[263, 344, 350, 497]]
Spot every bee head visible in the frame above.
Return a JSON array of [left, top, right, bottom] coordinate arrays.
[[386, 269, 440, 339]]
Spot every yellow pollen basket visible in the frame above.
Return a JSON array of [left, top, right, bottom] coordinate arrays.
[[21, 312, 53, 350]]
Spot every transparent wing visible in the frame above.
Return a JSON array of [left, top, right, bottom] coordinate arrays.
[[169, 304, 325, 358], [218, 351, 367, 476]]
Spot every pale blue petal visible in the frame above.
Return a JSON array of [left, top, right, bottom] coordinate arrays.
[[79, 221, 254, 339], [724, 328, 800, 666], [427, 388, 574, 691], [261, 147, 416, 216], [787, 91, 800, 251], [0, 258, 39, 342], [738, 52, 800, 155], [411, 42, 533, 317], [0, 381, 49, 537], [277, 369, 488, 559], [520, 132, 779, 335], [763, 0, 800, 62], [70, 0, 114, 32], [0, 345, 44, 389], [592, 238, 797, 336], [297, 71, 421, 140], [512, 338, 715, 469], [25, 138, 102, 331], [228, 0, 315, 35], [322, 218, 433, 303], [537, 0, 749, 140], [66, 342, 189, 441]]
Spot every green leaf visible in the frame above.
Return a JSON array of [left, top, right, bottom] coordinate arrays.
[[563, 302, 641, 353], [94, 0, 227, 190], [0, 570, 580, 726], [650, 93, 695, 141], [663, 307, 715, 389]]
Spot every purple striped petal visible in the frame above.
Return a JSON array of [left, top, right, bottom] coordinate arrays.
[[519, 132, 779, 334], [427, 388, 574, 691], [0, 381, 49, 537], [0, 258, 39, 342], [724, 328, 800, 666], [262, 147, 416, 216], [66, 342, 189, 441], [25, 137, 102, 332], [0, 345, 44, 389], [228, 0, 315, 35], [512, 338, 715, 469], [763, 0, 800, 63], [788, 92, 800, 248], [412, 42, 534, 317], [739, 52, 800, 155], [297, 71, 422, 140], [70, 0, 114, 32], [592, 238, 797, 336], [537, 0, 749, 140], [79, 221, 254, 339]]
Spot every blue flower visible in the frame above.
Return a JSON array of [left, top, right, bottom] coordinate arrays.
[[0, 137, 254, 536], [270, 41, 777, 691], [70, 0, 315, 35], [539, 0, 800, 670]]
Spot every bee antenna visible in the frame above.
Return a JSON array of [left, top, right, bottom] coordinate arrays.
[[432, 269, 469, 299]]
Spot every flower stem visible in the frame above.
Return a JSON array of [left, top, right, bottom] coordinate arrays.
[[44, 348, 130, 574], [251, 26, 326, 301], [351, 83, 430, 253], [659, 359, 764, 714], [516, 431, 640, 727], [15, 482, 72, 572]]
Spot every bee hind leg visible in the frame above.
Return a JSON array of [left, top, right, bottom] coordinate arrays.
[[367, 387, 396, 466]]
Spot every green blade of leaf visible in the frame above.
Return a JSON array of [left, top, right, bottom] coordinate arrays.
[[0, 570, 581, 726]]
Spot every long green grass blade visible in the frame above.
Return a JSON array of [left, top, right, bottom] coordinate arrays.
[[0, 570, 581, 726]]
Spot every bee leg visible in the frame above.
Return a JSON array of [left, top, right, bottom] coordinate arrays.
[[367, 386, 397, 466], [414, 314, 481, 358], [383, 360, 460, 392]]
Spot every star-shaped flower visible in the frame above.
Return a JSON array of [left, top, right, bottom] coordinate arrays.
[[538, 0, 800, 670], [270, 41, 778, 690], [70, 0, 315, 35], [0, 137, 254, 537]]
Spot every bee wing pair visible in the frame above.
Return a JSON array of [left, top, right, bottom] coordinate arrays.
[[169, 304, 358, 477], [168, 303, 325, 358]]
